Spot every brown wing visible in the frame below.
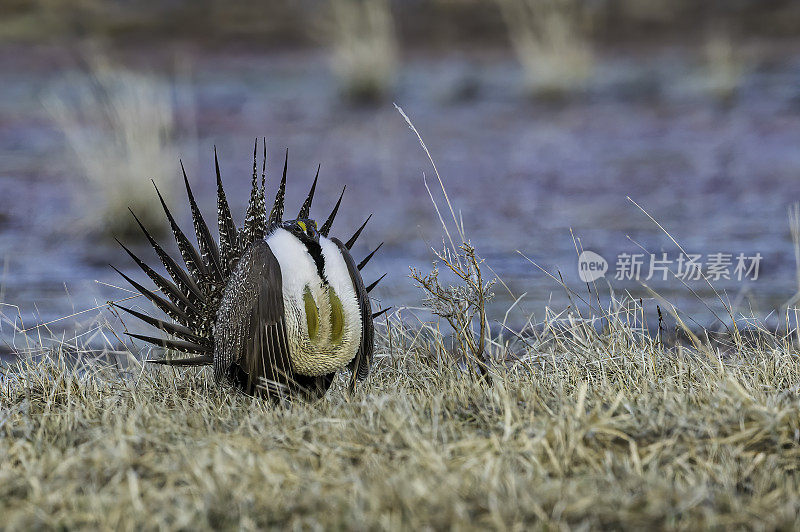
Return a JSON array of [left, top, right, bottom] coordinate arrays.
[[214, 241, 334, 400], [331, 237, 373, 391]]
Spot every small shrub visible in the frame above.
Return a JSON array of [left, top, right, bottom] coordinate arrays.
[[703, 28, 746, 103], [328, 0, 398, 103], [44, 55, 180, 239], [495, 0, 594, 98]]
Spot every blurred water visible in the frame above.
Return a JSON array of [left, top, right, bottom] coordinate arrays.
[[2, 44, 800, 348]]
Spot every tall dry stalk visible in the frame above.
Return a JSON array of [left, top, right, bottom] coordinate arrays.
[[495, 0, 594, 97], [396, 105, 495, 381], [329, 0, 398, 102]]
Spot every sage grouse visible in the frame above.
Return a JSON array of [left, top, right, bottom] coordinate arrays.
[[112, 141, 387, 400]]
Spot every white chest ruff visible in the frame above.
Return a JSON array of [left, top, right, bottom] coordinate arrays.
[[266, 229, 362, 376]]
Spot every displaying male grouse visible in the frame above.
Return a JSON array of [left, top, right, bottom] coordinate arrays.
[[113, 140, 386, 400]]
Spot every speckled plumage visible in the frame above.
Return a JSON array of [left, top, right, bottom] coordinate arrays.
[[113, 140, 386, 400]]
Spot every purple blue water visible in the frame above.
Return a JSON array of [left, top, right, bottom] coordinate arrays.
[[2, 44, 800, 354]]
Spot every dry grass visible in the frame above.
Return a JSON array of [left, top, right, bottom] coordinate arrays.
[[495, 0, 594, 98], [43, 55, 180, 239], [702, 28, 747, 102], [327, 0, 398, 103], [1, 298, 799, 529]]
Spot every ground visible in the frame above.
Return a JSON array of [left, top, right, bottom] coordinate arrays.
[[2, 311, 798, 530]]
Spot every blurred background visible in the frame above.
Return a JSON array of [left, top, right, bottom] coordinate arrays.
[[2, 0, 800, 347]]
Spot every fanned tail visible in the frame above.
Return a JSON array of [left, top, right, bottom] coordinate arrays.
[[298, 165, 319, 219], [116, 149, 260, 363], [242, 139, 267, 247], [153, 181, 209, 286], [345, 214, 372, 250], [215, 147, 239, 277], [320, 186, 345, 236], [268, 148, 288, 225], [366, 273, 386, 293], [181, 161, 223, 285], [358, 242, 383, 271]]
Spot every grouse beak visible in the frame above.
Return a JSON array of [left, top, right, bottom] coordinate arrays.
[[297, 220, 320, 244]]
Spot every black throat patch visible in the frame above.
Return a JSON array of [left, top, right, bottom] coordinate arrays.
[[302, 238, 327, 283]]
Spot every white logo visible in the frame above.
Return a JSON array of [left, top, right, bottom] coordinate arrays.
[[578, 250, 608, 282]]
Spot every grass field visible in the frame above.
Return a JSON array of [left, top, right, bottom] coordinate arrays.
[[1, 298, 799, 530]]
